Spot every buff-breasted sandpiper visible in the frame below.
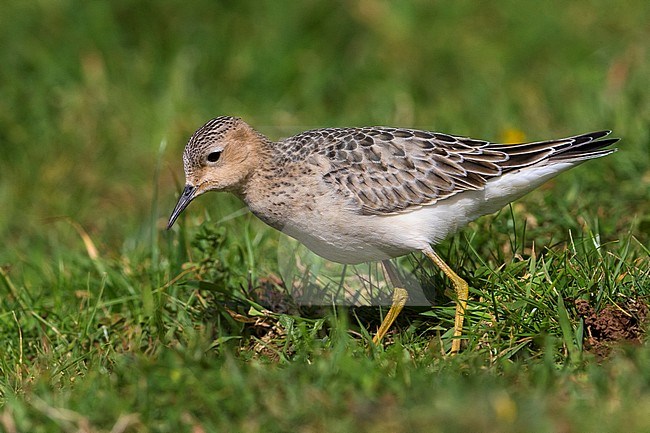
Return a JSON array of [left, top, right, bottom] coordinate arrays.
[[167, 116, 618, 353]]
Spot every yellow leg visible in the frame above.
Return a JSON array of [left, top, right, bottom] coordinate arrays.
[[423, 247, 468, 354], [372, 260, 409, 345]]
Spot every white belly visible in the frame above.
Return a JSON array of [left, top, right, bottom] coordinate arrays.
[[273, 162, 576, 264]]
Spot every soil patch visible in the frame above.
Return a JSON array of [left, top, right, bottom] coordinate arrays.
[[575, 298, 648, 358]]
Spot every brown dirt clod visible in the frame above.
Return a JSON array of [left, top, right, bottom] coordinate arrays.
[[575, 298, 648, 358]]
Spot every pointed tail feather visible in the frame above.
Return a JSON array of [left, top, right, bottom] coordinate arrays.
[[490, 130, 619, 170]]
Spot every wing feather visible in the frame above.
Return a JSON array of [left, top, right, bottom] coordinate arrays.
[[282, 127, 618, 215]]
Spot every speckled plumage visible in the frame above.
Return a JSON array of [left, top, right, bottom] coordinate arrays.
[[167, 116, 618, 351], [279, 126, 615, 215], [169, 115, 617, 264]]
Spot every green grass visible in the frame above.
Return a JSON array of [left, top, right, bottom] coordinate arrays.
[[1, 0, 650, 431]]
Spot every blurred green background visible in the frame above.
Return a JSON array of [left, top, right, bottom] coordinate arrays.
[[1, 0, 648, 259], [1, 1, 649, 430]]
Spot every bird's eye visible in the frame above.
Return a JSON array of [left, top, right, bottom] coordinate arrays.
[[207, 151, 221, 163]]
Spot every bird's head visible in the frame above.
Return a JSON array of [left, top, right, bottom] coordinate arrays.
[[167, 116, 267, 229]]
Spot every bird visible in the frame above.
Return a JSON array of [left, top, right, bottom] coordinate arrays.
[[167, 116, 618, 353]]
